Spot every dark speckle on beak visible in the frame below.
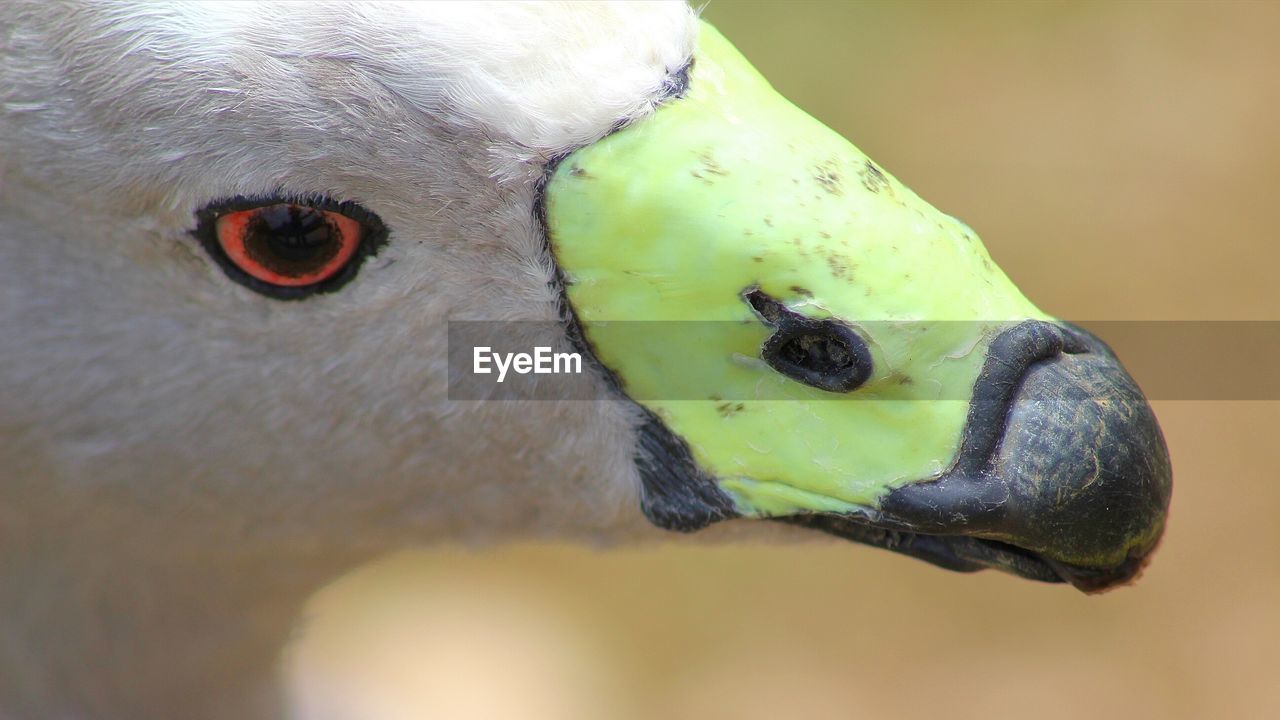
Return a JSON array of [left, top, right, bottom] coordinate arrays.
[[825, 254, 853, 280], [859, 160, 891, 195], [691, 151, 730, 184], [716, 401, 746, 417], [813, 159, 844, 196]]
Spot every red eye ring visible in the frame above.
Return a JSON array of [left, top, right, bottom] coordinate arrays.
[[215, 203, 363, 287]]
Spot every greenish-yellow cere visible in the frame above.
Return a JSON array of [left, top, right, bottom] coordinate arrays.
[[547, 22, 1050, 517]]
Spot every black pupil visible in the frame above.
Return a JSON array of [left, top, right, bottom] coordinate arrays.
[[244, 204, 340, 277], [778, 333, 854, 374]]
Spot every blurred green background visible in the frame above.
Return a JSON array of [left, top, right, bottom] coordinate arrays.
[[292, 2, 1280, 718]]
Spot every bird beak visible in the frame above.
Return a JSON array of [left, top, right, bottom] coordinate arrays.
[[789, 321, 1171, 592], [542, 22, 1171, 591]]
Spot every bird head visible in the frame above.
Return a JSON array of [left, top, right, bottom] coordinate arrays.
[[0, 2, 1168, 590]]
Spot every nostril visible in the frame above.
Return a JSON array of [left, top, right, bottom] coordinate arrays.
[[762, 321, 873, 393], [741, 286, 874, 393]]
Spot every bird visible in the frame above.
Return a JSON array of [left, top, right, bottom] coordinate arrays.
[[0, 1, 1172, 718]]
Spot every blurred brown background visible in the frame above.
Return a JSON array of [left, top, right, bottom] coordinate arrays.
[[292, 2, 1280, 718]]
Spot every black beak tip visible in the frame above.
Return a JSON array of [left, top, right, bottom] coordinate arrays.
[[869, 321, 1173, 592], [990, 325, 1173, 591]]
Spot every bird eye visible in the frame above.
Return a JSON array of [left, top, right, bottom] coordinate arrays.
[[193, 197, 386, 299], [744, 288, 873, 393]]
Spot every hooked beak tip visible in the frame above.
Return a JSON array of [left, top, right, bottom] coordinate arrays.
[[871, 321, 1173, 591]]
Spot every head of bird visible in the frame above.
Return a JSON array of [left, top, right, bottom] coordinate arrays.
[[0, 1, 1169, 591]]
